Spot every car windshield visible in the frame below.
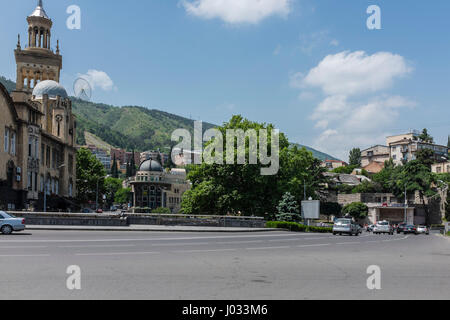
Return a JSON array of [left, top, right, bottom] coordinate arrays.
[[378, 222, 389, 226], [336, 219, 351, 225]]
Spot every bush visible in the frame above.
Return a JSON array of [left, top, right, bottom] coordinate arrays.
[[266, 221, 332, 233], [151, 207, 172, 214]]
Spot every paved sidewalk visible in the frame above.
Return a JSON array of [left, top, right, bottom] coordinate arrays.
[[25, 225, 278, 233]]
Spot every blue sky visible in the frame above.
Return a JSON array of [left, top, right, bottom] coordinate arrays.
[[1, 0, 449, 160]]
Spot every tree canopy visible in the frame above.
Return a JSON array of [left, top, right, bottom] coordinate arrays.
[[76, 148, 107, 204], [181, 115, 327, 218]]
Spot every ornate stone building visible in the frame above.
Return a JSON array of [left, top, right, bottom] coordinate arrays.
[[129, 160, 190, 213], [0, 1, 76, 210]]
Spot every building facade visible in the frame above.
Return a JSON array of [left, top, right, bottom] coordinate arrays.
[[432, 161, 450, 174], [360, 145, 390, 167], [387, 132, 448, 166], [0, 1, 76, 211], [129, 160, 190, 213]]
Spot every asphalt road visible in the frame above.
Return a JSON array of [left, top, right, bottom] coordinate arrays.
[[0, 230, 449, 300]]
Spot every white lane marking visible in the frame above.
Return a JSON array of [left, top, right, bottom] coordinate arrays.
[[75, 251, 160, 256], [246, 246, 291, 250], [0, 246, 48, 249], [0, 233, 316, 244], [218, 240, 265, 245], [0, 254, 50, 258], [150, 242, 210, 247], [59, 244, 136, 249], [336, 242, 361, 245], [297, 244, 331, 248], [174, 248, 237, 253]]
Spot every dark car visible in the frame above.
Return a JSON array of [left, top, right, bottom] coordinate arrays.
[[397, 223, 407, 234], [403, 225, 417, 234]]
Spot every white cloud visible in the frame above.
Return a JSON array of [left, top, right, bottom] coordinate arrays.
[[181, 0, 291, 24], [302, 51, 412, 96], [292, 50, 415, 160], [77, 70, 114, 91]]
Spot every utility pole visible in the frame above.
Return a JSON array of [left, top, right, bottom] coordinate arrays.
[[404, 185, 407, 223]]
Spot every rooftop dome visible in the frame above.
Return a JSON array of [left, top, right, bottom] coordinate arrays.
[[32, 80, 68, 99], [139, 159, 163, 172], [29, 0, 49, 19]]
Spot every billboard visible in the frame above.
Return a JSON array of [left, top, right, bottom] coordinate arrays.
[[301, 200, 320, 220]]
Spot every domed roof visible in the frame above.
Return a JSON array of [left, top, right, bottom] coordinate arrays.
[[32, 80, 68, 99], [139, 159, 163, 172], [29, 1, 49, 19]]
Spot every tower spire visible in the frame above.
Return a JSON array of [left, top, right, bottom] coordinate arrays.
[[38, 0, 43, 8]]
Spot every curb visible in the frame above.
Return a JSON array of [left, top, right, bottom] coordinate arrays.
[[25, 226, 280, 233]]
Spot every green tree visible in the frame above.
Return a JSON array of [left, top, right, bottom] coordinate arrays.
[[276, 192, 300, 222], [152, 207, 171, 214], [76, 148, 106, 204], [393, 160, 437, 225], [111, 154, 119, 178], [104, 177, 123, 207], [333, 165, 358, 174], [115, 187, 131, 204], [418, 128, 434, 144], [349, 148, 362, 167], [181, 115, 327, 218], [416, 148, 435, 168], [320, 202, 342, 221], [342, 202, 369, 220], [352, 180, 382, 194]]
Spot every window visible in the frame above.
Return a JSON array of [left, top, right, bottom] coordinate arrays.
[[4, 128, 9, 152], [11, 132, 16, 155], [41, 144, 45, 164], [28, 136, 33, 158], [27, 172, 32, 190], [46, 146, 50, 168], [40, 175, 44, 192]]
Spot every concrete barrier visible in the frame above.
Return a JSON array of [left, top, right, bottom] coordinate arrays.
[[127, 214, 266, 228], [9, 212, 128, 227], [8, 212, 266, 228]]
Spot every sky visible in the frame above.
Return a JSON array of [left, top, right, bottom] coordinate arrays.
[[0, 0, 449, 160]]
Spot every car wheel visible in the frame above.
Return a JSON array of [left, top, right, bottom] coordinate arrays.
[[1, 225, 13, 235]]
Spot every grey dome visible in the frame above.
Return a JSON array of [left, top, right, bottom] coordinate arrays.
[[32, 80, 68, 99], [29, 1, 49, 19], [139, 159, 163, 172]]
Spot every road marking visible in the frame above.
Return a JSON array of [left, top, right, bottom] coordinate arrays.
[[218, 240, 265, 245], [59, 244, 136, 248], [174, 248, 238, 253], [296, 244, 331, 248], [75, 251, 160, 256], [0, 254, 50, 257], [0, 246, 48, 249], [0, 233, 316, 244], [246, 246, 291, 250]]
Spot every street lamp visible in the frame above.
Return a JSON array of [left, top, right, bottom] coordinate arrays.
[[96, 175, 110, 211], [43, 164, 65, 213]]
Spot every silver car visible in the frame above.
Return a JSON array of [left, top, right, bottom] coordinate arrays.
[[0, 211, 26, 235], [373, 221, 394, 235], [333, 218, 359, 236]]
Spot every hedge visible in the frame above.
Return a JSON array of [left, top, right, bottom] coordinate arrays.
[[266, 221, 332, 233]]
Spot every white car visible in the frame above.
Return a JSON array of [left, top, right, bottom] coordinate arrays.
[[416, 226, 430, 235], [0, 211, 26, 235]]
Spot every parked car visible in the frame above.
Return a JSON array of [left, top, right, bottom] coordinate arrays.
[[403, 225, 417, 234], [81, 208, 94, 214], [416, 226, 430, 235], [396, 223, 407, 234], [373, 221, 394, 235], [355, 224, 363, 235], [0, 211, 26, 235], [367, 224, 375, 232], [333, 218, 360, 236], [96, 209, 103, 214]]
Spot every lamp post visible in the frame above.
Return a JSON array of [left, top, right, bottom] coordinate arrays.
[[43, 164, 65, 213], [95, 175, 110, 211]]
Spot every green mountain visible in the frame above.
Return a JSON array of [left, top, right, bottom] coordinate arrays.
[[0, 76, 340, 159], [293, 143, 340, 161], [71, 97, 216, 151], [0, 76, 16, 93]]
